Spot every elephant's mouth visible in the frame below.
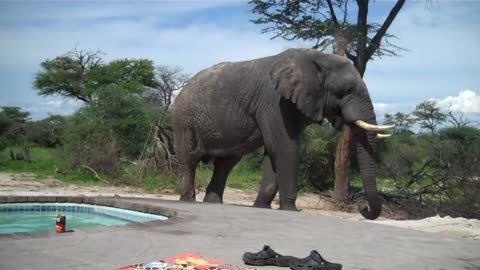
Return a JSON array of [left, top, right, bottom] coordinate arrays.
[[335, 99, 393, 137]]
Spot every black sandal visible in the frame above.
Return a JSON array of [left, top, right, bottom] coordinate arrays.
[[288, 250, 342, 270], [242, 245, 294, 267]]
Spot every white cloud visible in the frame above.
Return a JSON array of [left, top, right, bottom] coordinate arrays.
[[0, 7, 300, 74], [373, 102, 415, 115], [0, 1, 244, 23], [437, 90, 480, 113], [23, 98, 83, 120], [373, 103, 390, 113]]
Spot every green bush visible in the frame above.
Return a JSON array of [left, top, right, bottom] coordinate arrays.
[[59, 86, 160, 178], [90, 87, 155, 158], [28, 115, 66, 148], [62, 109, 122, 176], [298, 124, 337, 191], [238, 148, 264, 172], [0, 136, 7, 152], [379, 126, 480, 218]]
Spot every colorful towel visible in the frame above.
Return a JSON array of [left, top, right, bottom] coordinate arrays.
[[215, 264, 256, 270], [116, 253, 223, 270], [163, 253, 224, 270]]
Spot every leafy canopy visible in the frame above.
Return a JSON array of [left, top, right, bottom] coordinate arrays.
[[34, 48, 158, 103], [383, 112, 415, 135], [250, 0, 406, 75], [412, 101, 446, 134]]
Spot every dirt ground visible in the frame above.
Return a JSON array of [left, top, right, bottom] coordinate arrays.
[[1, 172, 479, 240]]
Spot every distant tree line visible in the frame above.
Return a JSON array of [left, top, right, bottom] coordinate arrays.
[[1, 47, 188, 179], [379, 101, 479, 218]]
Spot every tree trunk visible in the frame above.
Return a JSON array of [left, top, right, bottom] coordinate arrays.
[[355, 0, 369, 77], [333, 31, 354, 202], [332, 0, 405, 202], [334, 124, 353, 201]]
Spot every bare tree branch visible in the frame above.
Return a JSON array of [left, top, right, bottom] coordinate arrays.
[[326, 0, 340, 27], [365, 0, 406, 60]]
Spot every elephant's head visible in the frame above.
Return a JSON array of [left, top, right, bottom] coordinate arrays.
[[270, 49, 392, 220]]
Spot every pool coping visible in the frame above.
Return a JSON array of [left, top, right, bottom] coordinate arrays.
[[0, 195, 183, 240]]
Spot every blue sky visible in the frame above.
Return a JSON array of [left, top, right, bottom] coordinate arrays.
[[0, 0, 479, 126]]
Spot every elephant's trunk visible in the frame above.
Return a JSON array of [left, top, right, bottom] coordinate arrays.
[[343, 87, 382, 220], [355, 128, 382, 220]]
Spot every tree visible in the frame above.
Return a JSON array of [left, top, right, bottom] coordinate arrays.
[[0, 107, 31, 160], [0, 107, 30, 124], [34, 48, 103, 102], [250, 0, 406, 201], [139, 66, 190, 175], [88, 58, 158, 95], [379, 127, 480, 218], [62, 87, 156, 176], [0, 110, 14, 136], [250, 0, 406, 75], [34, 47, 158, 103], [0, 110, 15, 151], [446, 110, 472, 128], [143, 66, 189, 109], [383, 112, 415, 135], [28, 115, 66, 147], [412, 101, 446, 134], [0, 107, 30, 144]]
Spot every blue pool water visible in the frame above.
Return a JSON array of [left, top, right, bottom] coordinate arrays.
[[0, 203, 167, 234]]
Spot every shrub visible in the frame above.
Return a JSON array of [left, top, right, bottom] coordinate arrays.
[[379, 127, 480, 218], [92, 87, 154, 158], [62, 109, 122, 176], [0, 136, 7, 152], [298, 124, 337, 191], [28, 115, 66, 148]]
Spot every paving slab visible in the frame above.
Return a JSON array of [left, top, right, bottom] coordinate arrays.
[[0, 197, 479, 270]]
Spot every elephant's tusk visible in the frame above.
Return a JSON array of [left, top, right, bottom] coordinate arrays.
[[376, 133, 391, 139], [354, 120, 394, 131]]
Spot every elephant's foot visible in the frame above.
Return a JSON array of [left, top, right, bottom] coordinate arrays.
[[179, 194, 196, 202], [203, 192, 223, 203], [278, 198, 299, 211], [278, 204, 299, 211], [252, 201, 272, 209]]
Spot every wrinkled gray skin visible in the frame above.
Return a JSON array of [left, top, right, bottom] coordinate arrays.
[[172, 49, 381, 220]]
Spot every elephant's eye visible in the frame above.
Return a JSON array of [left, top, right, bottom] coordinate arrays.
[[336, 87, 353, 98]]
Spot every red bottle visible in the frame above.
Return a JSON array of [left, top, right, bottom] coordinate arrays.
[[55, 215, 66, 233]]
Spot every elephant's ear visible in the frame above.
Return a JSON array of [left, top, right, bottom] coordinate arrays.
[[270, 56, 325, 121]]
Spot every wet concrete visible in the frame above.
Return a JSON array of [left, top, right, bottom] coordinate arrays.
[[0, 197, 479, 270]]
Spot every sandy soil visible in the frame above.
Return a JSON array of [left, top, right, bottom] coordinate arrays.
[[1, 172, 479, 240]]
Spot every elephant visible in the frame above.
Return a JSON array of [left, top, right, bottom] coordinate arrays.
[[172, 48, 392, 220]]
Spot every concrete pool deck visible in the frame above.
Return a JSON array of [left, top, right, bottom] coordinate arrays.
[[0, 196, 479, 270]]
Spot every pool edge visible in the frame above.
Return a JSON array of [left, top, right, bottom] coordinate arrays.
[[0, 196, 182, 240], [0, 196, 178, 218]]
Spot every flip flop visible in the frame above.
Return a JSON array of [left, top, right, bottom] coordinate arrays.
[[242, 245, 294, 267], [288, 250, 342, 270]]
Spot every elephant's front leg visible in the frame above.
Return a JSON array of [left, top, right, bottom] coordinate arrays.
[[256, 101, 303, 211], [274, 142, 300, 211], [253, 153, 278, 208]]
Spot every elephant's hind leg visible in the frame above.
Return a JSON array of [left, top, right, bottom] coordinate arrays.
[[179, 159, 198, 202], [176, 129, 199, 202], [204, 156, 241, 203], [253, 154, 278, 209]]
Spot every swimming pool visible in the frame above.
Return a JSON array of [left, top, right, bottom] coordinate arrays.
[[0, 203, 168, 234]]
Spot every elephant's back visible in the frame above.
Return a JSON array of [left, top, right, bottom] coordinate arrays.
[[173, 59, 260, 110], [172, 59, 266, 153]]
